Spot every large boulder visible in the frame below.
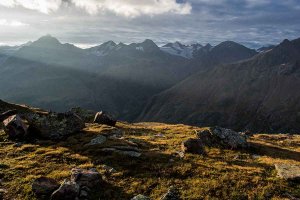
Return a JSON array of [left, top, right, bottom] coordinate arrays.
[[3, 115, 29, 140], [93, 111, 116, 126], [197, 127, 248, 149], [32, 177, 60, 199], [181, 139, 205, 155], [0, 110, 18, 122], [26, 112, 85, 140], [50, 180, 79, 200]]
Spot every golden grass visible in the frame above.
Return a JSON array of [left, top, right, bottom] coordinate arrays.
[[0, 123, 300, 200]]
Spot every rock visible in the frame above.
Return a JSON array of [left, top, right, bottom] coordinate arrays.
[[87, 135, 107, 146], [102, 129, 123, 139], [32, 177, 60, 198], [101, 148, 142, 158], [181, 138, 205, 154], [71, 168, 102, 188], [0, 110, 18, 122], [3, 115, 29, 140], [174, 151, 185, 158], [102, 165, 117, 174], [197, 127, 248, 149], [160, 186, 181, 200], [274, 163, 300, 182], [26, 112, 85, 140], [93, 111, 116, 126], [70, 107, 96, 123], [50, 180, 79, 200], [131, 194, 151, 200]]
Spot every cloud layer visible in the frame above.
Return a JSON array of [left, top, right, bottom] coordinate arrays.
[[0, 0, 191, 17]]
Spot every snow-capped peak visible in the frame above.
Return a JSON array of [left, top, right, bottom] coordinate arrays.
[[160, 42, 203, 59]]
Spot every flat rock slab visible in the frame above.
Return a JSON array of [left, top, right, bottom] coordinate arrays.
[[275, 163, 300, 181]]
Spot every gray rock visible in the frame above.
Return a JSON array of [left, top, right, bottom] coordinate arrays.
[[160, 186, 181, 200], [197, 127, 248, 149], [51, 180, 79, 200], [32, 177, 60, 198], [3, 114, 28, 140], [93, 111, 116, 126], [101, 148, 142, 158], [71, 168, 102, 188], [275, 163, 300, 181], [26, 112, 85, 140], [181, 138, 205, 155], [131, 194, 151, 200], [87, 135, 107, 146], [102, 165, 117, 174]]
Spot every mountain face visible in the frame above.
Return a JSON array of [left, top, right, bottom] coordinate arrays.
[[0, 35, 258, 122], [139, 38, 300, 133]]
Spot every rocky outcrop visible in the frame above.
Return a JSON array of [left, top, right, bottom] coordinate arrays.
[[3, 115, 29, 140], [70, 107, 96, 123], [86, 135, 107, 146], [181, 139, 205, 154], [93, 111, 116, 126], [197, 127, 248, 149], [32, 177, 60, 198]]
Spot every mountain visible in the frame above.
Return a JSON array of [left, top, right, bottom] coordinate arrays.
[[0, 37, 194, 120], [257, 45, 275, 53], [139, 38, 300, 133], [0, 35, 259, 122]]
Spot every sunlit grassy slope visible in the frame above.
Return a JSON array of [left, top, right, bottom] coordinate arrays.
[[0, 122, 300, 200]]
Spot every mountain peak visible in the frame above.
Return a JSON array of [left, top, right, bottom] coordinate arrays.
[[139, 39, 159, 52], [31, 35, 61, 47]]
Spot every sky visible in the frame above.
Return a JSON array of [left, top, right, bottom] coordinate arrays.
[[0, 0, 299, 48]]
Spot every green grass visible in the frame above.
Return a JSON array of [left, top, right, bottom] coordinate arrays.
[[0, 123, 300, 200]]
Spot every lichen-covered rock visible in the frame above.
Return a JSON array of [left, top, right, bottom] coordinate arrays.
[[32, 177, 60, 198], [197, 127, 248, 149], [93, 111, 116, 126], [131, 194, 151, 200], [160, 186, 181, 200], [50, 180, 79, 200], [70, 107, 96, 123], [275, 163, 300, 182], [181, 138, 205, 155], [3, 114, 29, 140], [26, 112, 85, 140]]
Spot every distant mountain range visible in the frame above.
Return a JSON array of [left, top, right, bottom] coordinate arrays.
[[1, 35, 299, 132]]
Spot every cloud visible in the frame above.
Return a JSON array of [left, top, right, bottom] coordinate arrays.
[[0, 0, 62, 14], [0, 0, 191, 17], [0, 19, 29, 27], [71, 0, 192, 17]]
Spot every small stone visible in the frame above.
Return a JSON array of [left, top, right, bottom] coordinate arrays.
[[131, 194, 151, 200], [102, 165, 117, 174]]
